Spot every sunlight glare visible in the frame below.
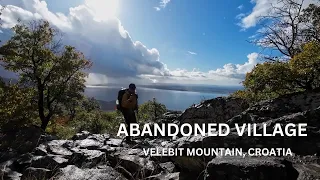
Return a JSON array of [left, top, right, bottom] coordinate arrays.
[[85, 0, 119, 20]]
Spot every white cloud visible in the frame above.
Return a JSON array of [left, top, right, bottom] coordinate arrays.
[[236, 13, 246, 20], [160, 0, 171, 8], [85, 73, 109, 85], [154, 0, 171, 11], [154, 7, 161, 11], [0, 0, 169, 79], [188, 51, 197, 55], [138, 53, 259, 85], [239, 0, 319, 29], [238, 5, 244, 10]]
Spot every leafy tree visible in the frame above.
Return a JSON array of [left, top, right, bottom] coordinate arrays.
[[233, 41, 320, 102], [65, 97, 100, 120], [240, 61, 296, 101], [0, 20, 92, 130], [0, 78, 37, 129], [137, 98, 167, 122], [289, 41, 320, 90]]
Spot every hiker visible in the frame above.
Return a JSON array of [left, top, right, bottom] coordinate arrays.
[[117, 83, 138, 142]]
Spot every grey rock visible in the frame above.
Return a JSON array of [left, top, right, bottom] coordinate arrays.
[[147, 171, 180, 180], [0, 168, 22, 180], [294, 163, 320, 180], [106, 138, 123, 147], [69, 148, 106, 168], [98, 145, 117, 153], [0, 159, 15, 170], [179, 97, 248, 134], [205, 156, 298, 180], [74, 139, 103, 149], [33, 145, 48, 156], [227, 91, 320, 126], [56, 165, 127, 180], [48, 145, 73, 156], [72, 131, 91, 140], [0, 126, 44, 155], [159, 162, 176, 173], [114, 155, 158, 178], [0, 150, 18, 163], [0, 160, 22, 180], [21, 167, 51, 180], [87, 133, 110, 144], [31, 155, 68, 170], [14, 153, 34, 171]]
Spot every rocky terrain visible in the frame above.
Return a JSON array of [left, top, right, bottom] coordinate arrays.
[[1, 91, 320, 180]]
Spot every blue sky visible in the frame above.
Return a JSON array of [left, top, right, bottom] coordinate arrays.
[[1, 0, 315, 85], [45, 0, 258, 71]]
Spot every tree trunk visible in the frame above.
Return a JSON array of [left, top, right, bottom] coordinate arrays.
[[41, 117, 50, 130], [305, 80, 313, 91], [38, 85, 47, 130]]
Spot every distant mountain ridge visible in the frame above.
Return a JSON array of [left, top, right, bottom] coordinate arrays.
[[97, 100, 116, 112], [87, 83, 242, 94]]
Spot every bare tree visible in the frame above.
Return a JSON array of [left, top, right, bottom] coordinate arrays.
[[252, 0, 307, 61], [300, 3, 320, 42]]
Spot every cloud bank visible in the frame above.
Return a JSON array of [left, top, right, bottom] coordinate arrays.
[[0, 0, 258, 86]]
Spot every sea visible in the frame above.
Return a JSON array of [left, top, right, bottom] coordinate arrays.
[[84, 84, 242, 111]]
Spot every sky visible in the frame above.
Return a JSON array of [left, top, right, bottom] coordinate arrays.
[[0, 0, 318, 86]]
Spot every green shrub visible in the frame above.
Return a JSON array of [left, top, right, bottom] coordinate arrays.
[[137, 98, 167, 123]]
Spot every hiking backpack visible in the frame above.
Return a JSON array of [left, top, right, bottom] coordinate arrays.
[[116, 88, 126, 111], [116, 88, 139, 111]]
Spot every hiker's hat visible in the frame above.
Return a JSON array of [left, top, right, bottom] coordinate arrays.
[[129, 83, 136, 90]]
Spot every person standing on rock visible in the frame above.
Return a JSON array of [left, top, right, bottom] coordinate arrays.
[[117, 83, 139, 142]]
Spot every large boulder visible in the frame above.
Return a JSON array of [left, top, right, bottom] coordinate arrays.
[[205, 156, 298, 180], [179, 97, 248, 133], [0, 126, 44, 155], [294, 163, 320, 180], [227, 91, 320, 126]]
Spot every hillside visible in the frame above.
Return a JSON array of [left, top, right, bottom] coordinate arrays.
[[1, 90, 319, 180]]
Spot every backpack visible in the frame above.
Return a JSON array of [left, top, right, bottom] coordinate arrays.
[[116, 89, 126, 111], [116, 88, 139, 111]]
